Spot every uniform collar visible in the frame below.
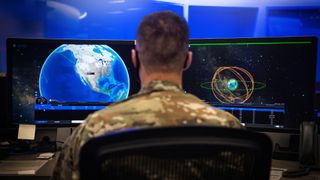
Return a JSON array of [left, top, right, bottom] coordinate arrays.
[[139, 80, 182, 94]]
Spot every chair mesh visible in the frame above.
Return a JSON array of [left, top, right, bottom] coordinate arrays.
[[99, 146, 257, 180]]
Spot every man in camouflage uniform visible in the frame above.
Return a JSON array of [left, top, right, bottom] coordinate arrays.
[[52, 11, 242, 180]]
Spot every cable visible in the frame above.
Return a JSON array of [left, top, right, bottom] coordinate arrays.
[[282, 167, 310, 177]]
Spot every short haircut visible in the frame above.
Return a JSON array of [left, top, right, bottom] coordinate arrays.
[[136, 11, 189, 73]]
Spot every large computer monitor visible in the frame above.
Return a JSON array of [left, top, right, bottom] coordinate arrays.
[[7, 38, 139, 126], [185, 37, 317, 131]]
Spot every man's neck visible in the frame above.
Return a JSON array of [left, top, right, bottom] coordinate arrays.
[[140, 72, 182, 89]]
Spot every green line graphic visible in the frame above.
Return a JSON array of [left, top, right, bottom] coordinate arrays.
[[200, 81, 266, 91], [189, 41, 312, 47]]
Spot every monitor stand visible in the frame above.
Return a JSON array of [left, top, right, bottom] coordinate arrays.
[[273, 133, 299, 161]]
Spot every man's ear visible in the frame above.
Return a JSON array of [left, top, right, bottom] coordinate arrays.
[[131, 49, 137, 68], [183, 51, 192, 71]]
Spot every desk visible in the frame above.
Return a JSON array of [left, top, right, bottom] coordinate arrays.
[[0, 153, 319, 180], [0, 153, 58, 180], [272, 159, 320, 180]]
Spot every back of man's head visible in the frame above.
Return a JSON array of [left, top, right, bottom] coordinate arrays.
[[136, 11, 189, 73]]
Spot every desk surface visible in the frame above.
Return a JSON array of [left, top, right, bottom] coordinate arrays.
[[272, 159, 320, 180], [0, 153, 319, 180], [0, 153, 57, 180]]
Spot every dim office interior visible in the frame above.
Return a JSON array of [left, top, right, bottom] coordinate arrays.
[[0, 0, 320, 179]]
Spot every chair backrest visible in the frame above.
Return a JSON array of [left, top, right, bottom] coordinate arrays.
[[79, 126, 273, 180]]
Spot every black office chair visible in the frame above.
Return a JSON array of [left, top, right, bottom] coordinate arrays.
[[79, 126, 273, 180]]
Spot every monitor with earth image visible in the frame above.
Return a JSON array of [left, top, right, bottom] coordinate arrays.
[[7, 38, 139, 126], [185, 37, 317, 131]]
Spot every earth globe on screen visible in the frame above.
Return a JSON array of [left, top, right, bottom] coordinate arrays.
[[39, 44, 130, 104], [227, 79, 238, 91]]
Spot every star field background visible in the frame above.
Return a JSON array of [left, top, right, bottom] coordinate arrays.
[[183, 38, 317, 127]]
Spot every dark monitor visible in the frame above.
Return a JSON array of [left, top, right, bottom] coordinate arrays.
[[185, 37, 317, 131], [7, 38, 139, 126]]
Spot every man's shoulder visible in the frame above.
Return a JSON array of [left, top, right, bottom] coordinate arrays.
[[165, 92, 243, 128]]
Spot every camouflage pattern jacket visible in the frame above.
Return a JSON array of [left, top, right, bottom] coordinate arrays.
[[51, 80, 242, 180]]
